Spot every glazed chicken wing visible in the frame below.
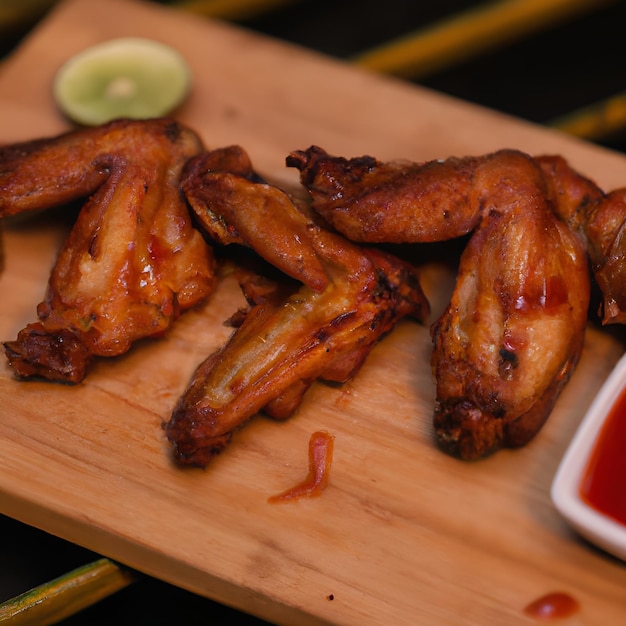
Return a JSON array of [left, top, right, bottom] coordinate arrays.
[[164, 146, 430, 466], [431, 154, 589, 458], [0, 119, 217, 383], [290, 147, 591, 459]]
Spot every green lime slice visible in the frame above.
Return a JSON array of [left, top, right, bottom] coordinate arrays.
[[53, 38, 192, 126]]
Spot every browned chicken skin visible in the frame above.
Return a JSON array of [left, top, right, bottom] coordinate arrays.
[[290, 147, 593, 459], [431, 156, 590, 458], [287, 145, 483, 244], [584, 188, 626, 324], [537, 155, 626, 325], [165, 146, 430, 466], [0, 119, 217, 382]]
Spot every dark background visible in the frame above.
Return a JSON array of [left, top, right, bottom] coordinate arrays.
[[242, 0, 626, 138], [1, 1, 625, 624]]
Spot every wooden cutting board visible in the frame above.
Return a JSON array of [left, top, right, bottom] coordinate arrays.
[[1, 0, 625, 624]]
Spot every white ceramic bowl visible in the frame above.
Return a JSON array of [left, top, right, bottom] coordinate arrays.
[[551, 351, 626, 561]]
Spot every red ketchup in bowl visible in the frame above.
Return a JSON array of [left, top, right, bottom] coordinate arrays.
[[579, 385, 626, 526]]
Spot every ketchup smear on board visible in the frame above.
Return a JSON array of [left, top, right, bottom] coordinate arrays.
[[579, 385, 626, 526], [268, 431, 335, 503]]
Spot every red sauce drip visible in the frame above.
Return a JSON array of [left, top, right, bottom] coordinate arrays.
[[524, 592, 579, 619], [579, 385, 626, 526], [268, 430, 335, 503], [514, 275, 568, 313]]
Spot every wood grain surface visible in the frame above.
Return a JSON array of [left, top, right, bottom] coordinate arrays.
[[1, 1, 625, 624]]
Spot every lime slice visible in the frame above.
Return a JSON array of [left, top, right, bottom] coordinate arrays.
[[53, 38, 191, 126]]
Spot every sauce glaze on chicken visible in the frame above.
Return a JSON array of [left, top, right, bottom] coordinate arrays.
[[0, 119, 216, 383]]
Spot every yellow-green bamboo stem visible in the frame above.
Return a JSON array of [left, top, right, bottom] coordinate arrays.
[[0, 558, 136, 626], [352, 0, 615, 79], [549, 92, 626, 141]]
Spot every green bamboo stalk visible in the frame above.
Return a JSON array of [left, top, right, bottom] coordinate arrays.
[[0, 558, 136, 626], [351, 0, 615, 79]]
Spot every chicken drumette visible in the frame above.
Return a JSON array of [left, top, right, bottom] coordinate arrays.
[[0, 119, 217, 383], [164, 146, 430, 466]]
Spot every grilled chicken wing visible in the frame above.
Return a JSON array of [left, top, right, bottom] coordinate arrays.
[[0, 119, 216, 383], [290, 147, 591, 459], [431, 154, 589, 459], [165, 146, 430, 466]]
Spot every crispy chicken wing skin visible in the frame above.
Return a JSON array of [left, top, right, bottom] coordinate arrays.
[[0, 119, 217, 383], [583, 189, 626, 324], [431, 155, 590, 458], [291, 147, 591, 459], [286, 145, 482, 243], [181, 146, 330, 291], [165, 147, 430, 466], [537, 155, 626, 325], [535, 155, 604, 233]]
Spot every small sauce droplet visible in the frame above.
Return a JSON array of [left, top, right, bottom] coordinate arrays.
[[524, 592, 579, 619], [579, 385, 626, 526], [268, 430, 335, 503]]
